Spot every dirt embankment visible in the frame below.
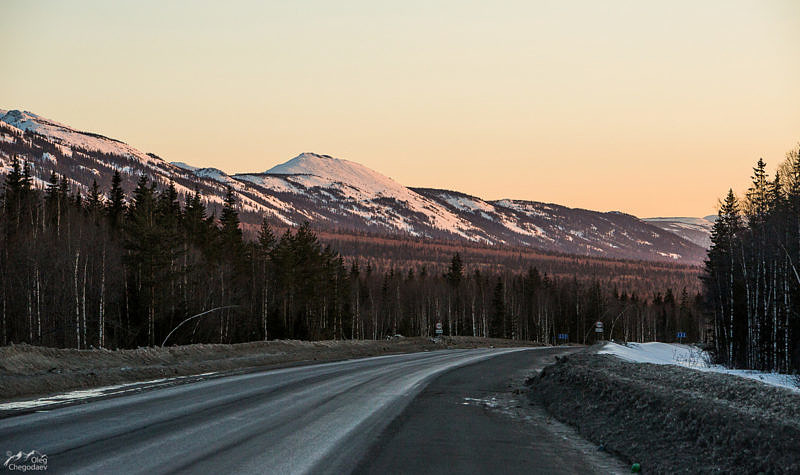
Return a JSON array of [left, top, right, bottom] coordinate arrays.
[[529, 353, 800, 474], [0, 337, 541, 401]]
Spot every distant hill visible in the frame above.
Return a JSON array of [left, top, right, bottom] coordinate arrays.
[[643, 217, 714, 249]]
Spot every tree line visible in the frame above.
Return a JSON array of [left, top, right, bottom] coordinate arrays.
[[704, 146, 800, 373], [1, 155, 704, 349], [322, 232, 703, 298]]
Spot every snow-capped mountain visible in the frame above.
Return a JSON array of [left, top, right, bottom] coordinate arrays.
[[643, 217, 714, 249], [233, 153, 486, 239], [0, 109, 708, 263]]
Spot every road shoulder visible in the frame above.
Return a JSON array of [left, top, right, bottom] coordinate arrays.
[[354, 348, 627, 475]]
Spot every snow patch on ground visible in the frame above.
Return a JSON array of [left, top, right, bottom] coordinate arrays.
[[0, 373, 217, 411], [441, 194, 495, 214], [194, 167, 233, 184], [600, 342, 799, 392]]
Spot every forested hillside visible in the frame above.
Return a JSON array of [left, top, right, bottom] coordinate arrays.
[[704, 146, 800, 372], [1, 155, 703, 349]]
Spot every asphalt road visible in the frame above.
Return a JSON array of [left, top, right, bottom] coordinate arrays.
[[355, 348, 625, 474], [0, 347, 622, 474]]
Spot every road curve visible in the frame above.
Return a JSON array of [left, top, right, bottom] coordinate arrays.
[[1, 348, 540, 474]]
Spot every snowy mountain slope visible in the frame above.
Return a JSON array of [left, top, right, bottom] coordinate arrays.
[[172, 161, 199, 171], [0, 110, 256, 218], [643, 217, 714, 248], [265, 153, 405, 197], [249, 153, 488, 241], [1, 110, 162, 168], [0, 108, 707, 263], [414, 189, 706, 262]]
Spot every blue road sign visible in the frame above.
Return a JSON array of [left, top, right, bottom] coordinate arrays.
[[676, 332, 686, 339], [558, 333, 568, 340]]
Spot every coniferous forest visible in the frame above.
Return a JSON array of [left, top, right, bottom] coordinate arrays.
[[0, 155, 704, 349], [704, 147, 800, 373]]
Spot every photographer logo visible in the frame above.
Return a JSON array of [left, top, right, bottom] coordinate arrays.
[[3, 451, 48, 472]]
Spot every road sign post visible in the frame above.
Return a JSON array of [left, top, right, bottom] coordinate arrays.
[[595, 321, 604, 340], [435, 322, 443, 336], [676, 331, 686, 343]]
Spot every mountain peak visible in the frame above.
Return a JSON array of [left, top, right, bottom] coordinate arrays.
[[266, 152, 352, 175], [265, 152, 405, 197]]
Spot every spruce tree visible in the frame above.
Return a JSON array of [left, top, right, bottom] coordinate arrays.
[[747, 158, 769, 225], [2, 155, 24, 228], [220, 187, 242, 242], [21, 160, 32, 194], [490, 279, 505, 338], [87, 180, 103, 215], [258, 217, 276, 252], [445, 252, 464, 287], [107, 170, 126, 226], [45, 171, 59, 202], [183, 187, 208, 246], [125, 174, 159, 346]]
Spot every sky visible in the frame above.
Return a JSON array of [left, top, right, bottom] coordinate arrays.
[[2, 0, 799, 218]]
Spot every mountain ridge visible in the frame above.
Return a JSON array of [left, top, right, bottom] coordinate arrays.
[[0, 108, 708, 263], [642, 216, 715, 248]]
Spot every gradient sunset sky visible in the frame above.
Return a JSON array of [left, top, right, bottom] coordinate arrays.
[[2, 0, 799, 217]]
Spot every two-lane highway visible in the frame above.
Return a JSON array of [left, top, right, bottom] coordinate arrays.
[[0, 347, 622, 474]]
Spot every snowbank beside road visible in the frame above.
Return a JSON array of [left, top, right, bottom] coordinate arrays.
[[530, 352, 800, 473], [599, 341, 798, 392]]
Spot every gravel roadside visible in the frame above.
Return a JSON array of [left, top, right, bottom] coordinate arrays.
[[528, 352, 800, 474], [0, 337, 541, 401]]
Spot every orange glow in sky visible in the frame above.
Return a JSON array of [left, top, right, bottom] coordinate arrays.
[[2, 0, 799, 217]]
